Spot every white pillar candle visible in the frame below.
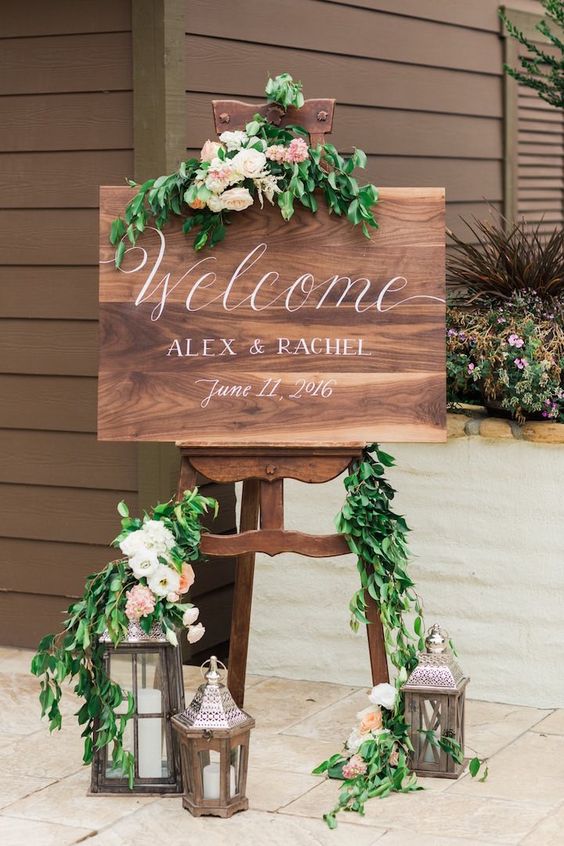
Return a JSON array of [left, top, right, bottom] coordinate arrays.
[[202, 761, 236, 800], [137, 688, 162, 778]]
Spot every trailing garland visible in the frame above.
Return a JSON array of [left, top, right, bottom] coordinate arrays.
[[31, 489, 217, 787], [109, 72, 378, 264], [313, 445, 484, 828]]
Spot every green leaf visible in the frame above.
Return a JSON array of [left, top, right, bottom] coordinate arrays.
[[117, 500, 129, 517], [469, 757, 481, 778], [115, 240, 126, 268]]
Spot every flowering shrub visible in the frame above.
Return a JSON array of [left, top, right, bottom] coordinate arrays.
[[110, 72, 378, 262], [31, 488, 217, 786], [447, 291, 564, 423]]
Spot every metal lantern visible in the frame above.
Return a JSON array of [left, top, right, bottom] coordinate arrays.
[[402, 623, 469, 779], [90, 621, 185, 794], [172, 656, 255, 818]]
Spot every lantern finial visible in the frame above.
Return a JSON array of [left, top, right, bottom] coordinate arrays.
[[425, 623, 448, 654], [205, 655, 222, 686]]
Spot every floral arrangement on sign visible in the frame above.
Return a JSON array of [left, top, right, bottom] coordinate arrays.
[[313, 446, 484, 828], [446, 218, 564, 423], [109, 72, 378, 263], [31, 489, 217, 785]]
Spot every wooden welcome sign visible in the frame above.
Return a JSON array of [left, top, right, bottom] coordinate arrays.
[[98, 187, 445, 444]]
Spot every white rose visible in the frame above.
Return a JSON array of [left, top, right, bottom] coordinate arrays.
[[128, 549, 160, 580], [207, 193, 225, 213], [187, 622, 205, 644], [119, 530, 146, 558], [231, 148, 266, 179], [346, 728, 363, 753], [200, 140, 222, 162], [140, 520, 176, 555], [165, 628, 178, 647], [147, 564, 181, 597], [220, 187, 254, 212], [182, 606, 199, 626], [369, 683, 398, 711], [219, 130, 247, 151]]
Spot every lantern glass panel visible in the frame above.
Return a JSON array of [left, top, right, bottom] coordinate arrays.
[[199, 749, 237, 799], [105, 652, 134, 780], [420, 698, 443, 765], [231, 745, 243, 796], [135, 652, 169, 779]]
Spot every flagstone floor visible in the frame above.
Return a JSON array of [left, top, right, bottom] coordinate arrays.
[[0, 646, 563, 846]]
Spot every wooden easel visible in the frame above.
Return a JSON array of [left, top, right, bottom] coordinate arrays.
[[175, 97, 389, 708]]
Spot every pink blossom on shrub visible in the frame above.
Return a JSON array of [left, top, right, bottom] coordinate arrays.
[[286, 137, 309, 163]]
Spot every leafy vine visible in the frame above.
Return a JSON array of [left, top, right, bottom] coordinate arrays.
[[31, 489, 217, 787], [314, 445, 484, 828], [109, 72, 378, 263]]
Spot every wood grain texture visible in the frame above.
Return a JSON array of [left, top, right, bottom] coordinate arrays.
[[0, 267, 99, 319], [99, 186, 445, 444], [184, 0, 502, 74], [2, 0, 131, 38], [202, 528, 349, 558], [0, 375, 97, 432], [185, 36, 503, 118], [0, 431, 137, 490], [186, 92, 501, 160], [0, 319, 98, 376], [0, 32, 132, 95], [0, 92, 133, 153], [0, 151, 133, 208]]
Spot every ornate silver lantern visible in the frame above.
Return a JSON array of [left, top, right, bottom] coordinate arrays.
[[172, 656, 255, 817], [402, 623, 469, 778], [90, 621, 185, 794]]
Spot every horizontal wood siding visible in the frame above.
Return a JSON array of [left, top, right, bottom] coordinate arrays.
[[0, 2, 137, 644], [185, 0, 506, 242]]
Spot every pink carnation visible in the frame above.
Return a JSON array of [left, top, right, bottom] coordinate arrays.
[[342, 754, 367, 779], [285, 137, 309, 163], [125, 584, 156, 621], [265, 144, 287, 163]]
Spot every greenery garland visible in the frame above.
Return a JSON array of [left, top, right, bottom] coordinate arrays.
[[109, 72, 378, 264], [314, 445, 484, 828], [31, 489, 217, 787]]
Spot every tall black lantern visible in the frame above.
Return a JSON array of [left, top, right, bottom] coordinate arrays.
[[402, 623, 469, 779], [90, 621, 185, 794]]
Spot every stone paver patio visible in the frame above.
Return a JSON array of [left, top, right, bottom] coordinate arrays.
[[0, 646, 562, 845]]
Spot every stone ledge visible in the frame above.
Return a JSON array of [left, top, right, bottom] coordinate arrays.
[[447, 409, 564, 444]]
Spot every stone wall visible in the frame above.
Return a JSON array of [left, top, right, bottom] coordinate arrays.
[[247, 414, 564, 708]]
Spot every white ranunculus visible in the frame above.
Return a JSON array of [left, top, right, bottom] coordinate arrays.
[[219, 130, 248, 151], [207, 193, 225, 213], [187, 622, 205, 643], [128, 549, 160, 579], [346, 728, 364, 753], [165, 628, 178, 647], [220, 187, 254, 212], [119, 529, 147, 558], [200, 139, 222, 162], [141, 520, 176, 555], [147, 564, 181, 597], [231, 148, 267, 179], [182, 606, 199, 626], [369, 682, 398, 711]]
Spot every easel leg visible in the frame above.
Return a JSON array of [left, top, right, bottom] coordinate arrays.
[[365, 593, 389, 685], [227, 478, 260, 707]]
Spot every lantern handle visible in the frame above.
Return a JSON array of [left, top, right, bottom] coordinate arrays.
[[200, 656, 227, 682]]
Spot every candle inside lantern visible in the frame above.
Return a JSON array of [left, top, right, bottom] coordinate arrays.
[[137, 688, 162, 778], [203, 761, 236, 799]]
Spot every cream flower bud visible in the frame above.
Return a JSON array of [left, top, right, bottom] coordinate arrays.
[[182, 606, 199, 626], [187, 622, 205, 643]]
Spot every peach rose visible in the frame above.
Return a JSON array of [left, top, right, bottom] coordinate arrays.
[[220, 186, 254, 212], [188, 197, 206, 210], [178, 563, 195, 594], [359, 709, 382, 735], [200, 140, 222, 163]]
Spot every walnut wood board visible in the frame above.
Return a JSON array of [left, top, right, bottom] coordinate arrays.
[[98, 186, 445, 444]]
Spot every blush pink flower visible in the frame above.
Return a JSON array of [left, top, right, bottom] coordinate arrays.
[[178, 563, 195, 594], [508, 333, 524, 348], [285, 137, 309, 163], [125, 584, 156, 621], [342, 754, 367, 779], [265, 144, 288, 163], [514, 358, 528, 369]]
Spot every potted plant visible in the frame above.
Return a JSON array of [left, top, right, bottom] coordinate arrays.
[[446, 218, 564, 424]]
